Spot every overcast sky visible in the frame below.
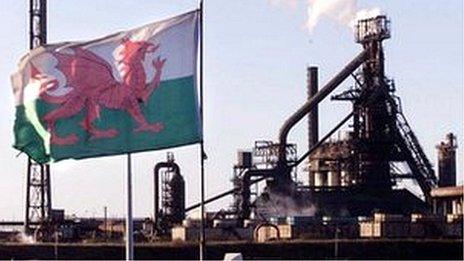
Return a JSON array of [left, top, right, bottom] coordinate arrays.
[[0, 0, 462, 220]]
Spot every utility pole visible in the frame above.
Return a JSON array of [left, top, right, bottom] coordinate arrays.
[[104, 206, 108, 241]]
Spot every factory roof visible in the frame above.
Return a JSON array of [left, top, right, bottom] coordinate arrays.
[[430, 185, 464, 198]]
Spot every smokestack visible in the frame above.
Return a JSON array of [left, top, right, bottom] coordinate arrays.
[[436, 133, 457, 187], [307, 67, 318, 187], [307, 66, 319, 150]]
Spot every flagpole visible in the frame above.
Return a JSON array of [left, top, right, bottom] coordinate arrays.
[[126, 153, 134, 260], [198, 0, 206, 260]]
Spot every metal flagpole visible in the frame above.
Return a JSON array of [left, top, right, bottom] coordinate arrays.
[[126, 153, 134, 260], [198, 0, 206, 260]]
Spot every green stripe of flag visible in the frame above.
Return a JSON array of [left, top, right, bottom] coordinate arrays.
[[14, 76, 200, 163]]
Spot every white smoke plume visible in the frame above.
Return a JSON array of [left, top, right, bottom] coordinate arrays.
[[16, 232, 36, 244], [306, 0, 357, 33], [267, 0, 383, 34], [305, 0, 383, 33], [260, 192, 316, 217], [355, 7, 383, 21], [268, 0, 298, 9]]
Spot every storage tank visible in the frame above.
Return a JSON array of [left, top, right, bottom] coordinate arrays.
[[154, 153, 186, 233], [328, 171, 341, 186], [341, 170, 349, 186], [314, 171, 327, 186], [308, 171, 315, 186], [165, 171, 185, 224]]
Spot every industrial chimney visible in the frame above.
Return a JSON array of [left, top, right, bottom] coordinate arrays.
[[436, 133, 457, 187], [307, 66, 318, 186], [307, 66, 319, 149]]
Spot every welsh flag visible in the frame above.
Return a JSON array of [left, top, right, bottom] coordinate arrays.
[[11, 11, 201, 163]]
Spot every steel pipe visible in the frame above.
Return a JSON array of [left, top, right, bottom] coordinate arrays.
[[185, 170, 271, 212], [278, 50, 368, 162]]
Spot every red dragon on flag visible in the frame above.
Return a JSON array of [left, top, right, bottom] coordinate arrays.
[[31, 37, 166, 145], [12, 10, 200, 163]]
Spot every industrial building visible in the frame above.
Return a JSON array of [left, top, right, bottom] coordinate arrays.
[[4, 5, 461, 259], [141, 15, 463, 244]]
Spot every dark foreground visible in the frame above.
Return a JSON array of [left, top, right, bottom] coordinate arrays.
[[0, 239, 462, 260]]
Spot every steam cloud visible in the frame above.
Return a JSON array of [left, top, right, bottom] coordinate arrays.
[[268, 0, 298, 9], [259, 192, 316, 218], [16, 232, 35, 244], [268, 0, 383, 34], [306, 0, 383, 33], [306, 0, 357, 33]]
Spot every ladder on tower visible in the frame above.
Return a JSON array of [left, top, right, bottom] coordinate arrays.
[[394, 111, 437, 196]]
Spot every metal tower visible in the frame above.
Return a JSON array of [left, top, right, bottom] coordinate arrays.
[[332, 16, 437, 198], [24, 0, 52, 236]]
